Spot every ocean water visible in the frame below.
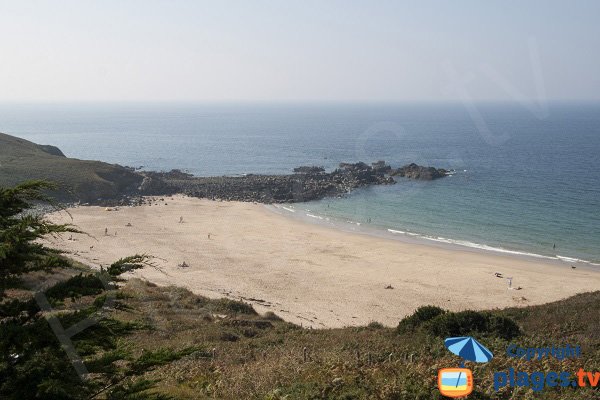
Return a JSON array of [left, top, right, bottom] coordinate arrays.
[[1, 102, 599, 264]]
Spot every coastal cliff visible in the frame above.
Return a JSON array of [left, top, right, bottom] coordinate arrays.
[[0, 132, 143, 202]]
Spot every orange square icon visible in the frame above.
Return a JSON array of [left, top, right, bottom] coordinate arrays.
[[438, 368, 473, 398]]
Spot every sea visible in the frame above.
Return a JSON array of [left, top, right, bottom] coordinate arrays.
[[1, 101, 599, 265]]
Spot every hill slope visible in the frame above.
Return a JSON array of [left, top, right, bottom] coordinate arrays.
[[41, 274, 600, 399], [0, 132, 142, 202]]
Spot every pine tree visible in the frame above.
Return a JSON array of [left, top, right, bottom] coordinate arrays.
[[0, 180, 77, 297], [0, 181, 191, 399]]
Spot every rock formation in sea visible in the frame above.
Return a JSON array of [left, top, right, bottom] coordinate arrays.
[[390, 163, 449, 180], [138, 161, 396, 203], [1, 132, 451, 205]]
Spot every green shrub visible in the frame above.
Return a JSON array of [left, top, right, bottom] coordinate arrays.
[[427, 310, 520, 339], [484, 314, 522, 340], [45, 273, 104, 304], [215, 298, 257, 315], [263, 311, 284, 321], [367, 321, 384, 329], [398, 306, 520, 339], [397, 305, 446, 333]]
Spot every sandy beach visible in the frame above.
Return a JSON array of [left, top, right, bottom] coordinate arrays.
[[45, 195, 600, 328]]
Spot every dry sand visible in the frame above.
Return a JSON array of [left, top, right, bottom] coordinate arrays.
[[46, 195, 600, 328]]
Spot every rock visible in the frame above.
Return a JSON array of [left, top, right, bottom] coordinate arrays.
[[37, 158, 449, 206], [293, 166, 325, 174], [140, 161, 398, 204], [390, 163, 449, 180], [371, 160, 392, 173]]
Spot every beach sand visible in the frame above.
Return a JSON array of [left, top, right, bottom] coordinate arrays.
[[45, 195, 600, 328]]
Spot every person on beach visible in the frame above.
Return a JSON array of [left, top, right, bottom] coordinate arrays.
[[105, 227, 108, 236], [208, 233, 211, 239], [179, 216, 184, 223]]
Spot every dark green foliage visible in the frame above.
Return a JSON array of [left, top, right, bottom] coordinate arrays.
[[0, 297, 40, 320], [0, 180, 55, 217], [93, 292, 132, 311], [0, 181, 198, 399], [128, 347, 198, 375], [427, 310, 521, 339], [0, 316, 93, 399], [107, 255, 150, 277], [105, 380, 174, 400], [397, 305, 446, 333], [45, 273, 105, 304], [0, 180, 79, 297], [215, 298, 258, 315], [367, 321, 384, 329], [398, 306, 520, 339]]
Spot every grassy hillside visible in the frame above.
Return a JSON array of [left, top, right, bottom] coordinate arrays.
[[5, 255, 599, 399], [49, 275, 596, 400], [0, 132, 142, 202]]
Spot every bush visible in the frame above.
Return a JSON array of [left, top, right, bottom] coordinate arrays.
[[397, 306, 446, 333], [45, 273, 105, 303], [485, 314, 522, 340], [215, 298, 257, 315], [263, 311, 284, 321], [220, 332, 240, 342], [367, 321, 384, 329], [427, 310, 520, 339], [398, 306, 520, 339]]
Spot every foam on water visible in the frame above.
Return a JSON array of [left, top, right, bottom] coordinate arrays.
[[276, 205, 600, 267], [306, 213, 323, 220]]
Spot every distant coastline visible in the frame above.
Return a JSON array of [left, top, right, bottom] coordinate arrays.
[[0, 131, 449, 205]]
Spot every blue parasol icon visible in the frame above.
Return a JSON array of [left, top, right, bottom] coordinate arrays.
[[445, 336, 493, 363], [444, 336, 493, 389]]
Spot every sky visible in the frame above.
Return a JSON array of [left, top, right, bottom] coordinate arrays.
[[0, 0, 599, 102]]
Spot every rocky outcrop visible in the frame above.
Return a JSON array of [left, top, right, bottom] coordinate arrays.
[[139, 161, 396, 203], [390, 163, 449, 180], [293, 166, 325, 174], [133, 161, 448, 205], [1, 132, 451, 205]]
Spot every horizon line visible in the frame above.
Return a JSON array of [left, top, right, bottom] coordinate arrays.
[[1, 98, 600, 105]]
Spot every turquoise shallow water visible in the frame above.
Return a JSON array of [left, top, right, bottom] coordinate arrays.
[[1, 102, 599, 264]]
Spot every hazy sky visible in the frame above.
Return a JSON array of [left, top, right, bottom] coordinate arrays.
[[1, 0, 599, 102]]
